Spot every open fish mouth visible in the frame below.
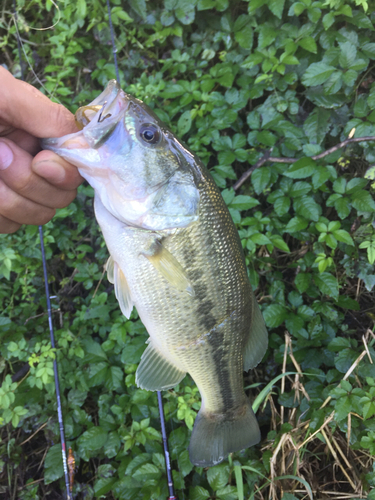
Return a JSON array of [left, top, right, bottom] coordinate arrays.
[[42, 80, 129, 152]]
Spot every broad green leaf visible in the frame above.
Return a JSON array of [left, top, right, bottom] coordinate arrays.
[[263, 304, 288, 328], [289, 181, 311, 198], [294, 197, 321, 221], [295, 273, 311, 293], [78, 426, 108, 451], [44, 444, 64, 484], [298, 37, 317, 53], [178, 110, 192, 135], [339, 41, 357, 69], [82, 339, 108, 362], [351, 191, 375, 212], [314, 272, 339, 300], [334, 197, 351, 219], [252, 167, 271, 194], [267, 0, 285, 18], [207, 464, 230, 491], [270, 235, 290, 252], [333, 230, 354, 245], [302, 62, 336, 86], [284, 158, 317, 179], [274, 196, 290, 216], [285, 216, 308, 233], [191, 486, 210, 500], [230, 195, 259, 210]]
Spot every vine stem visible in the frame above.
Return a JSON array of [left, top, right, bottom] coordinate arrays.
[[233, 135, 375, 190]]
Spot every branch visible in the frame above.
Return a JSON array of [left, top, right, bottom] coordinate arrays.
[[233, 135, 375, 191]]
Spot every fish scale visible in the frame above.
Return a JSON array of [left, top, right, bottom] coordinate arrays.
[[42, 80, 268, 467]]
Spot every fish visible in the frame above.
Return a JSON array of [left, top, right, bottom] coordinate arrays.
[[42, 80, 268, 467]]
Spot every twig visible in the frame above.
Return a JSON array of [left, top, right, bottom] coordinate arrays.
[[233, 146, 275, 190], [20, 419, 51, 446], [234, 135, 375, 190]]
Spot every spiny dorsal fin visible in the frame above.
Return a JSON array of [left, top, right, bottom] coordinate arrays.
[[136, 341, 186, 391], [143, 241, 194, 297], [243, 299, 268, 372]]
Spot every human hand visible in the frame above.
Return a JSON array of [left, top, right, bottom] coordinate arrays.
[[0, 67, 83, 233]]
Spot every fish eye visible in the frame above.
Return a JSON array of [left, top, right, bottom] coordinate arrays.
[[139, 123, 161, 145]]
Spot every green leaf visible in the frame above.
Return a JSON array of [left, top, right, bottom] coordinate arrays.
[[298, 37, 317, 53], [94, 478, 118, 497], [333, 230, 354, 245], [334, 197, 351, 219], [284, 158, 317, 179], [339, 41, 357, 69], [267, 0, 285, 18], [229, 195, 259, 210], [294, 197, 321, 221], [302, 62, 336, 87], [82, 339, 108, 362], [78, 426, 108, 451], [178, 110, 192, 135], [336, 296, 360, 310], [216, 485, 238, 500], [351, 191, 375, 212], [263, 304, 288, 328], [314, 272, 339, 300], [295, 273, 311, 293], [274, 196, 290, 216], [270, 235, 290, 252], [207, 464, 230, 491], [285, 216, 308, 233], [289, 181, 312, 198], [251, 233, 272, 245], [44, 444, 64, 484], [191, 486, 210, 500], [252, 167, 271, 194]]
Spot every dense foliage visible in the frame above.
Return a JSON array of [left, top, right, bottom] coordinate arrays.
[[1, 0, 375, 498]]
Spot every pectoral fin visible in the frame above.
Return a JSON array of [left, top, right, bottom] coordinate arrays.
[[136, 341, 186, 391], [143, 241, 194, 297], [243, 299, 268, 371], [106, 256, 133, 319]]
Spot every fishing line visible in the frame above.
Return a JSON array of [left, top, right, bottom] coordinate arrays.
[[105, 3, 178, 498], [12, 1, 71, 499]]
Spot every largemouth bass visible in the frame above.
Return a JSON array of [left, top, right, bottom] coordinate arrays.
[[43, 80, 268, 467]]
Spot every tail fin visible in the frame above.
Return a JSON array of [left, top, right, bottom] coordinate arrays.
[[188, 400, 260, 467]]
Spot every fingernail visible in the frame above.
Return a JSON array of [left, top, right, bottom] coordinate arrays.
[[0, 141, 14, 170]]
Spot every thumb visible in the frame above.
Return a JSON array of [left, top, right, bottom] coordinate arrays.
[[0, 67, 78, 138]]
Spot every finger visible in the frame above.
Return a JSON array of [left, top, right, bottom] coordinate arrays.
[[0, 214, 21, 234], [0, 67, 78, 138], [0, 178, 56, 226], [33, 150, 83, 190], [0, 138, 79, 209], [1, 127, 40, 156]]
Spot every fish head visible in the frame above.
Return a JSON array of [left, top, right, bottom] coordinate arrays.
[[42, 80, 200, 230]]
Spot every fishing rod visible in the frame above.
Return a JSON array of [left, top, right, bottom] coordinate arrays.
[[105, 2, 178, 498], [12, 1, 72, 499], [12, 0, 179, 498]]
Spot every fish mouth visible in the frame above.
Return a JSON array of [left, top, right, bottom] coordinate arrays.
[[42, 80, 128, 152]]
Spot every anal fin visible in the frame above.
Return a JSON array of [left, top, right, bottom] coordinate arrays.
[[243, 299, 268, 371], [136, 342, 186, 391]]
